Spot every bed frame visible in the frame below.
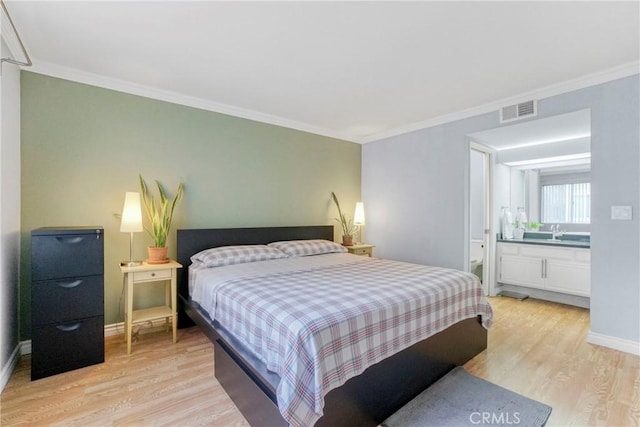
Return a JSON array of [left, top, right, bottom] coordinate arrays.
[[177, 226, 488, 426]]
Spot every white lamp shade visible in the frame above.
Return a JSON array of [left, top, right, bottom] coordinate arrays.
[[120, 192, 143, 233], [354, 202, 365, 226]]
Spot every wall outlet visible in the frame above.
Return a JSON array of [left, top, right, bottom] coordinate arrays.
[[611, 205, 632, 220]]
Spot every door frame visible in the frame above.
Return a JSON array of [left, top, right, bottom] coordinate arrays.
[[469, 141, 496, 295]]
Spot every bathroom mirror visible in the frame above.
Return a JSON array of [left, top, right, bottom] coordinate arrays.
[[471, 109, 591, 233]]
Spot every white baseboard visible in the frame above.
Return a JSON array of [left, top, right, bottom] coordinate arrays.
[[587, 331, 640, 356], [0, 344, 21, 393], [104, 319, 169, 338], [19, 340, 31, 356], [104, 321, 127, 338]]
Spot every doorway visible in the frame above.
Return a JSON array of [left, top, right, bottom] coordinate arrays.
[[469, 142, 494, 295], [468, 109, 591, 304]]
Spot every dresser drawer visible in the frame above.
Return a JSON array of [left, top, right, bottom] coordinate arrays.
[[132, 269, 172, 282], [31, 315, 104, 380], [32, 275, 103, 325], [32, 231, 104, 280]]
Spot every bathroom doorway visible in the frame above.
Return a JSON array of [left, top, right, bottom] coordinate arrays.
[[468, 109, 591, 303], [469, 142, 494, 295]]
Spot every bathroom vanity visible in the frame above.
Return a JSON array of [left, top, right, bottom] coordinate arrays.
[[497, 234, 590, 304]]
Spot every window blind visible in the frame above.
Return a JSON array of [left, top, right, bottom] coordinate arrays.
[[541, 182, 590, 224]]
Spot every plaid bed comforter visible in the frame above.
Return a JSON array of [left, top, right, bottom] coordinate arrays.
[[191, 255, 493, 427]]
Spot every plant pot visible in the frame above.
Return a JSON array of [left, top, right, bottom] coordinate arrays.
[[147, 246, 169, 264], [342, 235, 354, 246], [514, 228, 525, 240]]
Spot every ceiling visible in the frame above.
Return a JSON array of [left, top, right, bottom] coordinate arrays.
[[5, 1, 640, 143]]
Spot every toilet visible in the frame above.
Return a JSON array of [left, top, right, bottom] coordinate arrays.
[[470, 240, 484, 282]]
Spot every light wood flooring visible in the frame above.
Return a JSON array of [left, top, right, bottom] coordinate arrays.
[[1, 297, 638, 426], [466, 297, 639, 426]]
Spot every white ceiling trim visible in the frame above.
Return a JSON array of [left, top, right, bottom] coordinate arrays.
[[1, 6, 23, 63], [360, 61, 640, 144], [27, 60, 357, 143], [25, 59, 639, 145]]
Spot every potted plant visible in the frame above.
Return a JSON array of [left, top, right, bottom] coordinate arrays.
[[139, 174, 184, 264], [331, 192, 357, 246], [526, 222, 543, 232]]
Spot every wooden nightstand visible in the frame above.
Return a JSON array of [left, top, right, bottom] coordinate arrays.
[[346, 244, 375, 257], [120, 260, 182, 354]]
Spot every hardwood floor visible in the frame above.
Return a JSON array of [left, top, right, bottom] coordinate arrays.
[[1, 327, 249, 426], [1, 297, 638, 426], [466, 297, 640, 427]]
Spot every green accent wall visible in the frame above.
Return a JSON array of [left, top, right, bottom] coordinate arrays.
[[20, 71, 361, 338]]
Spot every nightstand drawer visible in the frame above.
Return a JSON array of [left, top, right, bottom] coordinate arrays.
[[351, 247, 371, 256], [32, 231, 104, 280], [346, 244, 374, 257], [32, 275, 103, 325], [133, 269, 172, 282]]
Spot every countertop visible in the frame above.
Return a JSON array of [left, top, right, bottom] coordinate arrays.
[[497, 238, 590, 249]]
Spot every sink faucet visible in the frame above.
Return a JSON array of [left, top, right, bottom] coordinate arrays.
[[550, 224, 564, 240]]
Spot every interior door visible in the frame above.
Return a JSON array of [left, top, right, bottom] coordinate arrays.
[[469, 144, 493, 294]]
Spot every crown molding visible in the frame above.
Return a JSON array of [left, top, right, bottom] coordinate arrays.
[[27, 60, 358, 143], [26, 59, 639, 145], [359, 61, 640, 144], [1, 5, 23, 62]]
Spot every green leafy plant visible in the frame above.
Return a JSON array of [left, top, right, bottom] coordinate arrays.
[[139, 174, 184, 248], [331, 192, 357, 236], [525, 221, 542, 231]]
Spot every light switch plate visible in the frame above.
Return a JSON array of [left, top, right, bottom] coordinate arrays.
[[611, 205, 632, 220]]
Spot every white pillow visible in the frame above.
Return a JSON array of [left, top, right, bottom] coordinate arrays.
[[191, 245, 288, 267], [268, 239, 347, 257]]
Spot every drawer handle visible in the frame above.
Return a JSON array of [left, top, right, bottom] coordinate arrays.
[[151, 273, 156, 277], [57, 280, 82, 289], [56, 322, 81, 332], [55, 236, 84, 244]]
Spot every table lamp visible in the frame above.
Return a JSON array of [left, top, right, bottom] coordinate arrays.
[[120, 191, 143, 266], [354, 202, 365, 244]]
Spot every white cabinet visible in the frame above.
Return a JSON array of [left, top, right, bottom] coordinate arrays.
[[498, 243, 590, 297]]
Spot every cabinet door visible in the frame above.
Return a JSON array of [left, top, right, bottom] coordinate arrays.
[[500, 255, 545, 289], [545, 260, 590, 297]]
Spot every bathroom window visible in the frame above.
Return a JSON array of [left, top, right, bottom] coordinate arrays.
[[541, 182, 590, 224]]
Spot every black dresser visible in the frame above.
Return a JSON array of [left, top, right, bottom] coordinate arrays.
[[31, 227, 105, 380]]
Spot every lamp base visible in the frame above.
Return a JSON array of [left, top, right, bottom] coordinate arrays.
[[120, 260, 143, 267]]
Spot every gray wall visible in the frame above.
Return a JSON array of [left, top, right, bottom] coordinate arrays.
[[0, 39, 21, 388], [21, 72, 361, 338], [362, 110, 501, 268], [363, 74, 639, 344], [589, 76, 639, 343]]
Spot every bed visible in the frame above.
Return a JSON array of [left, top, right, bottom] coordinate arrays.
[[177, 225, 491, 427]]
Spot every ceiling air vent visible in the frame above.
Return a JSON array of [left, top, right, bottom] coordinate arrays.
[[500, 100, 537, 123]]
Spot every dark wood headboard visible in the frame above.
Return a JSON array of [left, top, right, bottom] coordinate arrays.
[[176, 225, 334, 302]]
